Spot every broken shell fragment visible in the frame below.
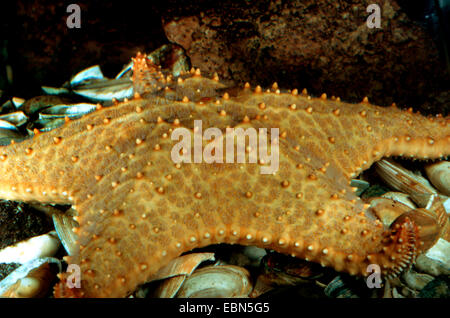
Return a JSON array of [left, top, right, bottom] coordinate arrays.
[[381, 192, 416, 209], [38, 103, 98, 120], [0, 231, 60, 264], [0, 111, 28, 127], [0, 120, 26, 145], [69, 65, 104, 86], [52, 213, 78, 256], [400, 269, 434, 291], [350, 179, 370, 196], [375, 159, 438, 207], [153, 253, 216, 281], [21, 95, 73, 115], [41, 86, 70, 96], [415, 254, 450, 277], [367, 197, 413, 227], [145, 253, 215, 298], [0, 257, 60, 297], [115, 61, 133, 79], [175, 265, 252, 298], [72, 77, 133, 102], [425, 161, 450, 196], [28, 118, 66, 133], [11, 97, 26, 108], [422, 238, 450, 269]]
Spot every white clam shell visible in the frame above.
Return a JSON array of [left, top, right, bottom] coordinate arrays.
[[425, 161, 450, 196], [424, 238, 450, 267], [70, 65, 104, 86], [151, 252, 215, 298], [0, 231, 60, 264], [12, 97, 26, 108], [0, 257, 61, 297], [401, 270, 434, 291], [176, 265, 252, 298], [444, 198, 450, 214], [381, 192, 416, 209]]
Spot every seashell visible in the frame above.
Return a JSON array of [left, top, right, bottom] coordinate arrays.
[[0, 119, 20, 131], [11, 97, 25, 108], [324, 275, 369, 298], [150, 253, 215, 298], [367, 197, 412, 227], [400, 269, 434, 291], [52, 213, 78, 256], [350, 179, 370, 196], [153, 253, 216, 281], [0, 231, 60, 264], [28, 118, 66, 133], [38, 103, 98, 120], [0, 257, 60, 298], [0, 120, 25, 145], [70, 65, 104, 86], [72, 77, 133, 101], [375, 159, 438, 207], [115, 61, 133, 79], [175, 265, 252, 298], [41, 86, 70, 96], [423, 238, 450, 268], [220, 245, 267, 268], [0, 111, 28, 127], [21, 95, 74, 115], [241, 246, 267, 267], [391, 287, 404, 298], [381, 192, 416, 209], [425, 161, 450, 196]]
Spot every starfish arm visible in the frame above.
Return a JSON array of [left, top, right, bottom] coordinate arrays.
[[1, 59, 449, 297]]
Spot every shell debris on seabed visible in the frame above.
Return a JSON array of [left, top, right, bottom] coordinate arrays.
[[133, 252, 215, 298], [174, 265, 253, 298], [0, 231, 60, 264], [0, 258, 61, 298]]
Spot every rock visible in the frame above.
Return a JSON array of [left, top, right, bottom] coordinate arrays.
[[162, 0, 449, 115]]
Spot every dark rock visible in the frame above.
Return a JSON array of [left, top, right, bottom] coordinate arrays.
[[0, 200, 53, 250], [162, 0, 450, 115]]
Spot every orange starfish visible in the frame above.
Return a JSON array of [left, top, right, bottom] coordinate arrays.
[[0, 53, 448, 297]]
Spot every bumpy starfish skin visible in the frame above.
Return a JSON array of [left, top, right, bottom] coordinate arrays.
[[0, 55, 449, 297]]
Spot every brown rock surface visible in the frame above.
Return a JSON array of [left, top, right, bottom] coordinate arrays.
[[162, 0, 449, 114], [4, 0, 449, 115]]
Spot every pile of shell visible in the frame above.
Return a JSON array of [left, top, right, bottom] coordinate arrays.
[[0, 44, 189, 145]]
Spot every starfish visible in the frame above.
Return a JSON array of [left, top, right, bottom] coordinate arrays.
[[0, 53, 448, 297]]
